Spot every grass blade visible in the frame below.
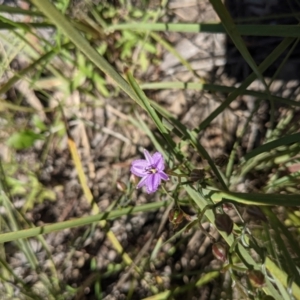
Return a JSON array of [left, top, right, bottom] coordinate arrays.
[[141, 81, 300, 108], [196, 37, 294, 132], [0, 200, 171, 244], [244, 133, 300, 161], [30, 0, 141, 106], [108, 23, 300, 38]]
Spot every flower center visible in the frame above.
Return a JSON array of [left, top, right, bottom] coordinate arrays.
[[146, 165, 157, 174]]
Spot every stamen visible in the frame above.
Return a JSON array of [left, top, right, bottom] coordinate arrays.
[[145, 165, 157, 174]]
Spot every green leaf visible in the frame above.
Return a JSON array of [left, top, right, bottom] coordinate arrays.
[[139, 51, 149, 71], [6, 177, 27, 195], [143, 42, 156, 54], [23, 175, 56, 212], [32, 115, 47, 131], [94, 74, 110, 97], [6, 130, 43, 150]]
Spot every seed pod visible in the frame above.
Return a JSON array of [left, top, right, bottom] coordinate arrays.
[[212, 242, 228, 263], [215, 213, 233, 235], [116, 180, 127, 192], [222, 203, 234, 213], [246, 206, 267, 222], [214, 154, 228, 167], [248, 270, 265, 288], [169, 208, 184, 226], [189, 168, 205, 183], [262, 296, 275, 300]]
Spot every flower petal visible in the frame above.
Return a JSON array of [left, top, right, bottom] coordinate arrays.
[[143, 149, 153, 164], [152, 152, 165, 171], [158, 171, 169, 181], [137, 175, 148, 189], [146, 173, 161, 194], [131, 159, 149, 177]]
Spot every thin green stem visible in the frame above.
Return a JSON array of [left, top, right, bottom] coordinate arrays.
[[0, 200, 171, 244]]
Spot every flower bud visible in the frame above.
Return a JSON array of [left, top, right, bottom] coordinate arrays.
[[169, 208, 184, 226], [212, 242, 228, 263], [215, 213, 233, 235], [130, 174, 139, 185], [248, 270, 265, 288], [116, 180, 127, 192], [214, 154, 228, 167], [189, 169, 205, 183]]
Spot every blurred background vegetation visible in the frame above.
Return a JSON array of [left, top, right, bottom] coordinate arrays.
[[1, 0, 300, 299]]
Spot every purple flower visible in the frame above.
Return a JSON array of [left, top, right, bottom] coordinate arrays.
[[130, 149, 169, 194]]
